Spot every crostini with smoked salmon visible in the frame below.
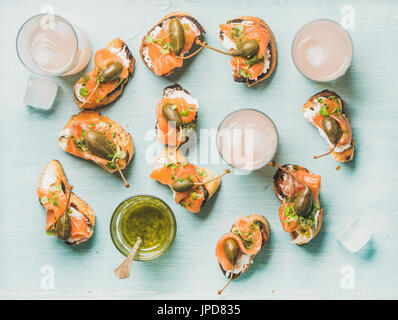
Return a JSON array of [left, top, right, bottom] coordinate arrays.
[[37, 160, 95, 245], [195, 16, 277, 87], [150, 147, 229, 213], [74, 38, 135, 110], [155, 83, 198, 146], [216, 214, 270, 294], [140, 12, 205, 77], [58, 110, 134, 187], [270, 161, 324, 245], [302, 90, 354, 162]]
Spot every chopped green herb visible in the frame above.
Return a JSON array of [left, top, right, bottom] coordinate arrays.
[[180, 110, 189, 117], [319, 105, 329, 116], [83, 74, 90, 82], [80, 87, 88, 97]]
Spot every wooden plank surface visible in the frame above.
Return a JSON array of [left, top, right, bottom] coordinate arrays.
[[0, 0, 397, 299]]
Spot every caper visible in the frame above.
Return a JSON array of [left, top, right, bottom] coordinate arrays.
[[293, 186, 313, 218], [231, 39, 259, 59], [85, 130, 116, 159], [322, 116, 342, 145], [162, 103, 183, 128], [56, 210, 71, 242], [171, 178, 193, 192], [169, 18, 185, 56], [224, 238, 240, 265], [98, 62, 123, 83]]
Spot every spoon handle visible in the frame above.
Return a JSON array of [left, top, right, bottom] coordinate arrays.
[[114, 237, 142, 279]]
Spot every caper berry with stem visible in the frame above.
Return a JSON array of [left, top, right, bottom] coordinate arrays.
[[171, 178, 193, 192], [322, 116, 342, 145], [293, 186, 313, 218], [224, 238, 239, 265], [218, 237, 240, 295], [97, 62, 124, 83], [231, 39, 259, 59], [169, 18, 185, 56], [56, 210, 72, 242], [85, 130, 116, 159], [162, 103, 183, 129], [196, 39, 260, 60], [314, 116, 343, 159]]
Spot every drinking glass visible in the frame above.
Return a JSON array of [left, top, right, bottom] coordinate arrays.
[[16, 13, 92, 76]]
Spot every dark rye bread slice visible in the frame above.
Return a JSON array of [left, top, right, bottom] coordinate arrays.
[[140, 12, 206, 76], [219, 214, 270, 280], [303, 90, 354, 162], [219, 16, 277, 87], [155, 83, 198, 146], [74, 38, 135, 110], [272, 164, 324, 245]]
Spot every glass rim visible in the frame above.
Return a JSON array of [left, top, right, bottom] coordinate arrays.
[[291, 18, 354, 83], [216, 108, 279, 171], [16, 13, 79, 76], [109, 194, 177, 261]]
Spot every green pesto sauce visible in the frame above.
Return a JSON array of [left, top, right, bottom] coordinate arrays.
[[119, 203, 170, 250]]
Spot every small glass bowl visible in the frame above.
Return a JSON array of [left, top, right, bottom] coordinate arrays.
[[110, 195, 176, 261]]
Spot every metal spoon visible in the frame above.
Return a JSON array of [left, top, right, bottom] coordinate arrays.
[[114, 237, 142, 279]]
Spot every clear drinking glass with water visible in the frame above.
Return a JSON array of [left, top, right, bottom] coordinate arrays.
[[16, 14, 92, 76]]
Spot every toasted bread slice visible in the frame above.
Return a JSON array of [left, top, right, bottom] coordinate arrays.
[[74, 38, 135, 110], [152, 147, 221, 211], [58, 110, 134, 174], [303, 90, 354, 162], [140, 12, 205, 77], [219, 16, 277, 87], [37, 160, 95, 245], [218, 214, 270, 280], [155, 83, 198, 146], [273, 164, 324, 245]]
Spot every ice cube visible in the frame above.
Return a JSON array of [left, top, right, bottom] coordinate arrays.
[[23, 75, 57, 110], [336, 218, 372, 253]]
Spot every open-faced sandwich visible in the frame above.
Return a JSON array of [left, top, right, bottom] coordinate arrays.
[[216, 214, 269, 295], [58, 110, 134, 187], [74, 38, 135, 110], [302, 90, 354, 162], [156, 83, 198, 146], [270, 161, 324, 245], [140, 12, 205, 76], [37, 160, 95, 245], [150, 147, 229, 213], [195, 16, 277, 87]]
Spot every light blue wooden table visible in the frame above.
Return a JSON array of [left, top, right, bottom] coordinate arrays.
[[0, 0, 397, 300]]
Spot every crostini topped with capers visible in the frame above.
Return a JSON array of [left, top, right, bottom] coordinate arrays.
[[37, 160, 95, 245], [140, 12, 205, 77], [74, 38, 135, 110], [150, 147, 229, 213], [270, 161, 324, 245], [216, 214, 270, 294], [302, 90, 354, 162], [155, 83, 198, 146], [58, 110, 134, 187]]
